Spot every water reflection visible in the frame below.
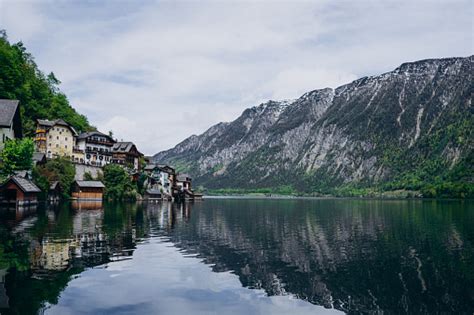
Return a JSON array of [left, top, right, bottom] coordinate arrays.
[[0, 199, 472, 314]]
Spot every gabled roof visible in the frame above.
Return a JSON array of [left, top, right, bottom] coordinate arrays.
[[5, 176, 41, 193], [33, 152, 46, 163], [144, 163, 175, 174], [75, 180, 105, 188], [112, 142, 138, 153], [146, 189, 162, 195], [77, 131, 114, 142], [36, 119, 78, 136], [0, 99, 20, 128], [177, 174, 191, 182], [144, 164, 156, 171]]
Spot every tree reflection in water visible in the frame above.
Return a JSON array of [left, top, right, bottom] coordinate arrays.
[[0, 199, 472, 314]]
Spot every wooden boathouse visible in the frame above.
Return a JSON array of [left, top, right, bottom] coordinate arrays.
[[72, 180, 105, 200], [0, 176, 41, 205]]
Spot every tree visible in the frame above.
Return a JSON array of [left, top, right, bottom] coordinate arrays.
[[34, 157, 75, 198], [103, 164, 137, 200], [83, 171, 94, 181], [0, 31, 93, 136], [0, 138, 34, 178]]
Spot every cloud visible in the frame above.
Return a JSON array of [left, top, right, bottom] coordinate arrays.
[[0, 0, 472, 154]]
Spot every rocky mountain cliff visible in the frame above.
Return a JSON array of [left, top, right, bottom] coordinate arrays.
[[154, 56, 473, 196]]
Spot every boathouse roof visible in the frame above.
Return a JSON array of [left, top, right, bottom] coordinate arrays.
[[5, 176, 42, 193], [75, 180, 105, 188]]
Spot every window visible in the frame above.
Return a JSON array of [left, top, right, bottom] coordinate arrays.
[[65, 137, 68, 141], [56, 144, 59, 148], [49, 135, 52, 139], [57, 136, 59, 140], [65, 145, 68, 148], [49, 143, 51, 147]]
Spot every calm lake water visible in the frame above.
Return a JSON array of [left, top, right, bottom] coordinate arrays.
[[0, 198, 472, 314]]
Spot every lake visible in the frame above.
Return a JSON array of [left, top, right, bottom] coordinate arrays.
[[0, 198, 472, 314]]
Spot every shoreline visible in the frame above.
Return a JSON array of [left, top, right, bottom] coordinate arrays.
[[202, 194, 472, 201]]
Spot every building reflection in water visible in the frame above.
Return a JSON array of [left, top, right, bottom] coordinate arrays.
[[0, 199, 472, 315]]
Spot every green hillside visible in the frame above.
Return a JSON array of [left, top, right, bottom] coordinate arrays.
[[0, 30, 93, 136]]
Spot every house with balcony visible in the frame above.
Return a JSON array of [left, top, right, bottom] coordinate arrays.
[[76, 131, 115, 167], [144, 164, 176, 198], [111, 141, 143, 171], [34, 119, 77, 159], [0, 99, 22, 152]]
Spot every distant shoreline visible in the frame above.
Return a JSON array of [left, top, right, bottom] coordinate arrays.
[[202, 194, 472, 201]]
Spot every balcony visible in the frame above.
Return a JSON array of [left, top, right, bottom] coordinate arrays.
[[86, 138, 114, 146], [36, 129, 46, 133], [85, 148, 112, 155]]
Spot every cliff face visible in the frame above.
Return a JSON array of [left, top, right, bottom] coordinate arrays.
[[154, 56, 473, 194]]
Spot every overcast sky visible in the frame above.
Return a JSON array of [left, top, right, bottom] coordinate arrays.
[[0, 0, 472, 154]]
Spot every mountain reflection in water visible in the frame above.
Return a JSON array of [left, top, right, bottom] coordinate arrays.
[[0, 199, 472, 314]]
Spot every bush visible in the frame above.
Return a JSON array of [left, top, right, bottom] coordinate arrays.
[[103, 164, 137, 200], [34, 157, 76, 198], [0, 138, 34, 177]]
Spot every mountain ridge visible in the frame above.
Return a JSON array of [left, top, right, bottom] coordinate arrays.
[[154, 55, 473, 197]]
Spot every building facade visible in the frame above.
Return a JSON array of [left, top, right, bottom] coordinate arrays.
[[35, 119, 77, 158], [111, 142, 143, 171], [0, 176, 41, 205], [0, 99, 22, 151], [76, 131, 115, 167], [144, 164, 176, 197], [71, 180, 105, 200]]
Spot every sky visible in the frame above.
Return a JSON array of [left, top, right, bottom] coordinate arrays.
[[0, 0, 472, 155]]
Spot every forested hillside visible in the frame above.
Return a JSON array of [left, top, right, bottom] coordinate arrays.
[[0, 30, 93, 136]]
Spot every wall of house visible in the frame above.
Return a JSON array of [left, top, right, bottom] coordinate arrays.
[[77, 139, 113, 167], [45, 125, 74, 158], [72, 189, 103, 200], [72, 150, 85, 164], [0, 126, 14, 151]]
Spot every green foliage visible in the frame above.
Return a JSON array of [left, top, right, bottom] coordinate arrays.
[[136, 172, 148, 195], [31, 166, 49, 199], [34, 157, 76, 198], [0, 138, 34, 177], [0, 31, 93, 136], [83, 171, 94, 181], [103, 164, 137, 200]]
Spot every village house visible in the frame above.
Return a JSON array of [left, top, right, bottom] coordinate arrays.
[[0, 99, 22, 152], [0, 175, 41, 205], [144, 164, 176, 198], [111, 141, 143, 171], [75, 131, 115, 167], [71, 180, 105, 200], [174, 174, 203, 200], [176, 173, 192, 191], [35, 119, 77, 159]]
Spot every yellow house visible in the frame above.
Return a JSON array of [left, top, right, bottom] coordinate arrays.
[[35, 119, 77, 158]]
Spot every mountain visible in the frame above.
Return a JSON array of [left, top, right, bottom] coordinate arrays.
[[154, 56, 473, 197]]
